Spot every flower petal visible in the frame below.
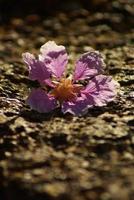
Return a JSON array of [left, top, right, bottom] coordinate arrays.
[[22, 52, 50, 83], [26, 88, 57, 113], [82, 75, 118, 106], [62, 96, 89, 116], [73, 51, 104, 81], [39, 41, 68, 78]]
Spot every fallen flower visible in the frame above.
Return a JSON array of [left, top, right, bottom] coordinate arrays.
[[22, 41, 118, 116]]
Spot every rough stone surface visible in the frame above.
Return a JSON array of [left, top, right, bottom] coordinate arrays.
[[0, 1, 134, 200]]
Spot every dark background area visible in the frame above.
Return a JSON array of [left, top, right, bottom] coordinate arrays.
[[0, 0, 133, 30], [0, 0, 128, 22]]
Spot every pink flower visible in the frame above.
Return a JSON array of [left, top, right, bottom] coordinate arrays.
[[22, 41, 118, 116]]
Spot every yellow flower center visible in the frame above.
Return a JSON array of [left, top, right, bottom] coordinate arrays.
[[52, 78, 81, 102]]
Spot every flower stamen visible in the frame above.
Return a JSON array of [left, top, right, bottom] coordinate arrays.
[[51, 78, 81, 101]]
